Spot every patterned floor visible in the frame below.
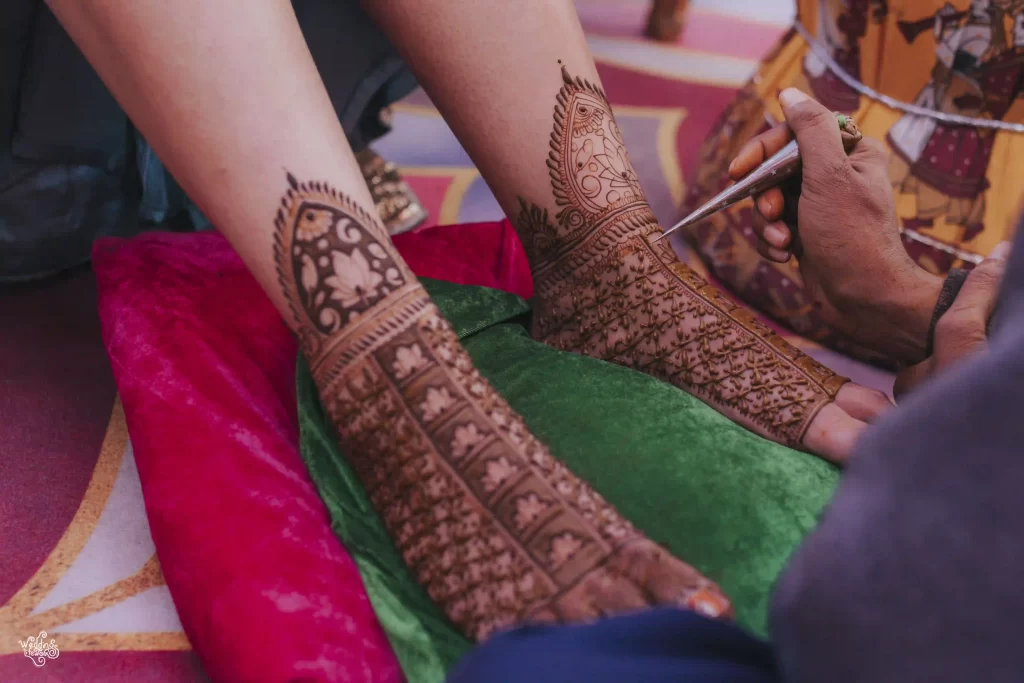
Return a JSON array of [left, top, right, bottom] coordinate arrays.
[[0, 2, 889, 680], [0, 269, 201, 680]]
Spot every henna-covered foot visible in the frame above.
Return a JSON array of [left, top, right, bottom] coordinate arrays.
[[530, 539, 730, 624], [274, 175, 729, 642], [515, 67, 881, 458]]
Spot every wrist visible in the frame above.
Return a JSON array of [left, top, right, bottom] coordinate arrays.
[[831, 262, 941, 365], [879, 266, 944, 364]]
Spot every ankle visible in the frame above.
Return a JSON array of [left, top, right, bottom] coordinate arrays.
[[520, 199, 661, 290]]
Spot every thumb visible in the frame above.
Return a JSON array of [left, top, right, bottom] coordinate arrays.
[[778, 88, 847, 181], [929, 244, 1008, 361], [942, 241, 1010, 326]]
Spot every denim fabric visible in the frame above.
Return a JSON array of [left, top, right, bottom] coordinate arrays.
[[134, 134, 211, 231], [450, 608, 779, 683]]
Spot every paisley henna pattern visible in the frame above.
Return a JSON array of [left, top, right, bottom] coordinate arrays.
[[517, 68, 848, 447], [274, 175, 730, 641]]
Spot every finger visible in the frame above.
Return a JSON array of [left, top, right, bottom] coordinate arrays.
[[729, 124, 792, 180], [991, 239, 1012, 261], [933, 249, 1008, 363], [756, 238, 792, 263], [584, 570, 649, 615], [945, 241, 1010, 324], [834, 383, 894, 422], [551, 591, 602, 623], [780, 177, 802, 228], [848, 136, 889, 180], [681, 584, 733, 620], [778, 88, 848, 182], [761, 220, 792, 249], [613, 542, 706, 606], [523, 607, 560, 628], [931, 250, 1007, 366], [751, 217, 790, 250], [756, 188, 786, 222], [801, 403, 869, 464], [893, 359, 934, 402]]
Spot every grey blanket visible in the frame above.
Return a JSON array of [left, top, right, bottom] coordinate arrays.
[[772, 222, 1024, 681]]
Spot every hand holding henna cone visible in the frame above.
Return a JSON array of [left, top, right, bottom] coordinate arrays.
[[657, 114, 863, 242]]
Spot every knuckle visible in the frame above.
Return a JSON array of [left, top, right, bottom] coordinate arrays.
[[934, 310, 962, 335], [935, 337, 985, 366], [794, 105, 834, 130], [852, 137, 886, 160], [825, 159, 854, 184], [861, 137, 886, 155], [955, 263, 1004, 306], [857, 186, 892, 219], [869, 388, 890, 403], [863, 138, 890, 164], [935, 310, 978, 340], [869, 182, 897, 212], [804, 163, 853, 198], [974, 259, 1006, 283]]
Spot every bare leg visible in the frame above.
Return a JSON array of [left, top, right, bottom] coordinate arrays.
[[364, 1, 885, 462], [47, 0, 728, 640]]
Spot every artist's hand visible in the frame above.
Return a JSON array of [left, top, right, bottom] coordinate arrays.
[[729, 88, 943, 364], [894, 243, 1010, 399]]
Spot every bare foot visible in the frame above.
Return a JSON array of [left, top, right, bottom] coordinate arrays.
[[275, 175, 730, 642], [514, 68, 890, 461]]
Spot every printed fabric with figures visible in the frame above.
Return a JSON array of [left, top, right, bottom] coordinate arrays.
[[684, 0, 1024, 362]]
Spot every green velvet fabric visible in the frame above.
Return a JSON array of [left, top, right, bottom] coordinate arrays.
[[297, 278, 839, 683]]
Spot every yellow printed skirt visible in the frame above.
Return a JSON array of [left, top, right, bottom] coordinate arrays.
[[684, 0, 1024, 358]]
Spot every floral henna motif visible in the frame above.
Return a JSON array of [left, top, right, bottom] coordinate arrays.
[[274, 175, 730, 640], [515, 68, 848, 446]]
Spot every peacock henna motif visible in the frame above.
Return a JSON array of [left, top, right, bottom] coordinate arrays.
[[516, 67, 848, 447], [273, 174, 730, 641]]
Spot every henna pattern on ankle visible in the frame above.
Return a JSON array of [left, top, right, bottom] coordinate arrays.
[[273, 174, 729, 640], [516, 68, 848, 447]]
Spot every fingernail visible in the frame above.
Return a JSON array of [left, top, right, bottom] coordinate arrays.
[[765, 223, 786, 246], [990, 240, 1012, 261], [779, 88, 809, 109], [728, 158, 737, 175], [764, 223, 787, 248], [768, 247, 792, 263]]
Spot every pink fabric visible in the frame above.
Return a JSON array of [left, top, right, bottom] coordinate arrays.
[[92, 220, 530, 683], [397, 219, 533, 299]]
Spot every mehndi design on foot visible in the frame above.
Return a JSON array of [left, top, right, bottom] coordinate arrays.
[[273, 175, 729, 641], [516, 67, 847, 447]]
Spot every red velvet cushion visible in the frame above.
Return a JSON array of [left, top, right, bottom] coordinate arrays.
[[92, 220, 530, 682]]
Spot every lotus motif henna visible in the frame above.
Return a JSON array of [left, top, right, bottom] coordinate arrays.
[[273, 174, 731, 641]]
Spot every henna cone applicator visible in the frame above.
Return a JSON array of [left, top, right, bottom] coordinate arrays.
[[655, 114, 862, 243]]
